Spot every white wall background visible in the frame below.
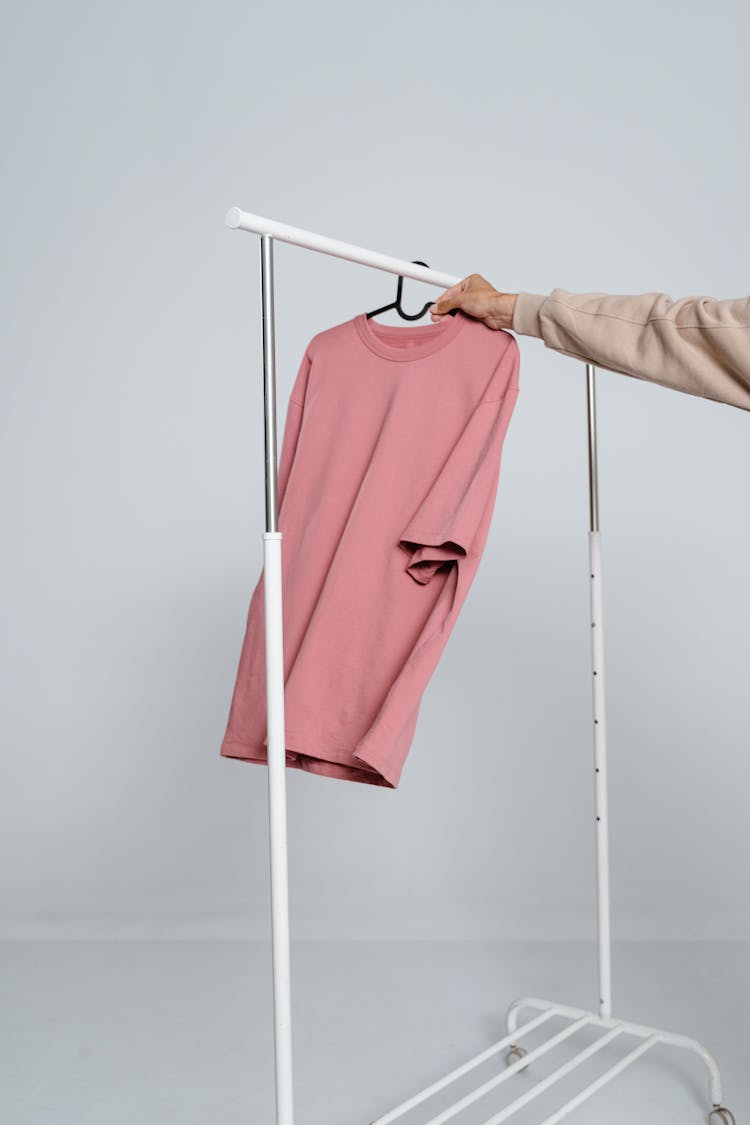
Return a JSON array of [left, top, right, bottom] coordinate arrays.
[[2, 0, 748, 944]]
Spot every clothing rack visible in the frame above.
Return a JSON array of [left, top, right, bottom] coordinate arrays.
[[224, 206, 735, 1125]]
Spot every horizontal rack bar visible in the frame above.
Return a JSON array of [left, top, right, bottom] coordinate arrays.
[[226, 206, 462, 289]]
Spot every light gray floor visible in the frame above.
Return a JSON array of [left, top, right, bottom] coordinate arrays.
[[1, 940, 746, 1124]]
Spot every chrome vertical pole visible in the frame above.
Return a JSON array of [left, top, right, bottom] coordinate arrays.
[[260, 233, 295, 1123], [261, 235, 280, 533], [586, 363, 612, 1019]]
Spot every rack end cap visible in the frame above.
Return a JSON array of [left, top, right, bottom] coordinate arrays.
[[226, 206, 243, 229]]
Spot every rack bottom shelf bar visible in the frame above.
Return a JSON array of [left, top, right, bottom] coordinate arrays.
[[368, 995, 734, 1125]]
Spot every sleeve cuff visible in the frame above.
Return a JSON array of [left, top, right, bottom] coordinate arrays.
[[512, 292, 546, 338], [399, 538, 467, 585]]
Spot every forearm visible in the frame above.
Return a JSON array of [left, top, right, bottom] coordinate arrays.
[[510, 289, 750, 413]]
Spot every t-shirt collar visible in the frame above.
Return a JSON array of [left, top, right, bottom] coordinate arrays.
[[353, 310, 466, 362]]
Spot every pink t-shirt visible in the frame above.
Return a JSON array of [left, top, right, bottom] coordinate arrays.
[[220, 311, 520, 788]]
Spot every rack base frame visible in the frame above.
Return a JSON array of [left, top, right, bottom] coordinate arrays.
[[367, 995, 734, 1124]]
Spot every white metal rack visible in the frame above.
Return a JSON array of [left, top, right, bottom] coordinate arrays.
[[224, 206, 736, 1125]]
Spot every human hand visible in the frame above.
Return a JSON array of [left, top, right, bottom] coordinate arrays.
[[429, 274, 518, 331]]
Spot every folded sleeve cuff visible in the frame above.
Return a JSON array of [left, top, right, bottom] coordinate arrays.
[[399, 536, 467, 585], [512, 292, 546, 338]]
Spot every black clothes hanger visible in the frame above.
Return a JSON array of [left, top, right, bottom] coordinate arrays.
[[365, 260, 458, 321]]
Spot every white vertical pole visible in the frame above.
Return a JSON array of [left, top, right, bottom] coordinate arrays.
[[259, 234, 295, 1123], [586, 364, 613, 1020]]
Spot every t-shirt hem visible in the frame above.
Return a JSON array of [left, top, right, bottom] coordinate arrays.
[[220, 737, 398, 789]]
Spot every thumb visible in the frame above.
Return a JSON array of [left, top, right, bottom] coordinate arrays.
[[431, 278, 468, 315]]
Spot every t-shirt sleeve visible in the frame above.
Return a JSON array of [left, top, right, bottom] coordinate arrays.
[[398, 342, 520, 585]]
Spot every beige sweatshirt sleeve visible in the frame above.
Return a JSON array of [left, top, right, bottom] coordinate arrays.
[[512, 289, 750, 413]]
